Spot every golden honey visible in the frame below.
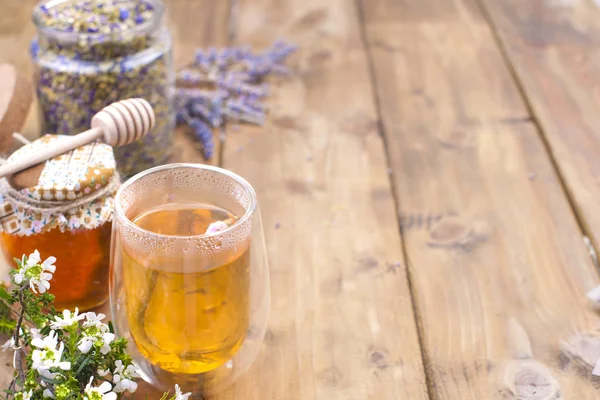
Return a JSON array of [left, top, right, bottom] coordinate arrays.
[[1, 223, 111, 311]]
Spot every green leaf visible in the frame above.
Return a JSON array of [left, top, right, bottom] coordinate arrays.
[[0, 286, 12, 302], [75, 354, 92, 376], [158, 392, 171, 400], [0, 317, 16, 335], [40, 375, 63, 385]]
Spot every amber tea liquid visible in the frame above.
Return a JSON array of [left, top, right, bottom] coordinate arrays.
[[123, 202, 250, 375]]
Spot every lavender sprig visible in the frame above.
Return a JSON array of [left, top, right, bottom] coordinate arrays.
[[176, 40, 297, 160], [190, 118, 215, 159]]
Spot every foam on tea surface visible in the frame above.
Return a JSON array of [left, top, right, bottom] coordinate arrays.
[[116, 167, 253, 265]]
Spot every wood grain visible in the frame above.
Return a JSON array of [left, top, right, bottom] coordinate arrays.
[[212, 0, 430, 398], [477, 0, 600, 260], [360, 0, 600, 398]]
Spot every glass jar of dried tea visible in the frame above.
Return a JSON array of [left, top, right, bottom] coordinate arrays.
[[30, 0, 174, 178], [0, 135, 120, 311]]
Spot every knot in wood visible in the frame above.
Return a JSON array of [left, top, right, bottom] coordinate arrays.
[[502, 361, 561, 400], [369, 350, 388, 369], [428, 217, 474, 247]]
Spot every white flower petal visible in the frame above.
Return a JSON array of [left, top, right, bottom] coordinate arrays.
[[58, 361, 71, 370], [27, 250, 41, 266], [29, 328, 42, 339], [1, 339, 11, 352], [42, 256, 56, 267], [78, 340, 93, 354], [30, 283, 38, 294], [103, 332, 115, 344], [98, 382, 112, 394], [103, 393, 117, 400], [42, 389, 54, 399]]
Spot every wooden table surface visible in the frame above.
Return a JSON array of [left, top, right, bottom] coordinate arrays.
[[2, 0, 600, 398]]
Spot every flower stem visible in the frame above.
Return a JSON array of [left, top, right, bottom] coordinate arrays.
[[11, 287, 27, 386]]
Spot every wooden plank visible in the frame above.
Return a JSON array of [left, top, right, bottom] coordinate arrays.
[[212, 0, 430, 398], [360, 0, 600, 398], [478, 0, 600, 263]]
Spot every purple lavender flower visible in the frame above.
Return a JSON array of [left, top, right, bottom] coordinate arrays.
[[176, 110, 188, 125], [190, 119, 214, 159], [175, 40, 297, 159], [178, 69, 210, 85], [119, 8, 130, 21]]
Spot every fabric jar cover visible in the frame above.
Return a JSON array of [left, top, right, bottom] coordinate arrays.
[[0, 134, 120, 236]]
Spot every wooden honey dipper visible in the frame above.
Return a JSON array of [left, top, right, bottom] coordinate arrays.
[[0, 98, 155, 178]]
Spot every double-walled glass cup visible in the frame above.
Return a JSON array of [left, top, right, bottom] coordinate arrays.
[[110, 164, 270, 393]]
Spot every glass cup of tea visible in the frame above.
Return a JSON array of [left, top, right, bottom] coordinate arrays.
[[109, 164, 270, 394]]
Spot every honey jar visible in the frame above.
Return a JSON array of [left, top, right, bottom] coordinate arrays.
[[0, 135, 119, 311]]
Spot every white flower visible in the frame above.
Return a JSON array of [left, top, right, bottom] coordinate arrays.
[[174, 385, 191, 400], [15, 250, 56, 293], [15, 390, 33, 400], [78, 312, 113, 354], [100, 332, 115, 354], [83, 312, 109, 331], [84, 377, 117, 400], [114, 360, 125, 374], [51, 308, 85, 329], [14, 270, 25, 285], [30, 255, 56, 294], [113, 375, 138, 394], [31, 331, 71, 377], [25, 250, 41, 268], [78, 336, 95, 354], [31, 330, 58, 350], [30, 328, 42, 340], [112, 360, 141, 393], [78, 332, 114, 355], [42, 389, 54, 399]]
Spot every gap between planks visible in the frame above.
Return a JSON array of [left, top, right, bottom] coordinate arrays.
[[352, 0, 435, 398], [473, 0, 600, 278]]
